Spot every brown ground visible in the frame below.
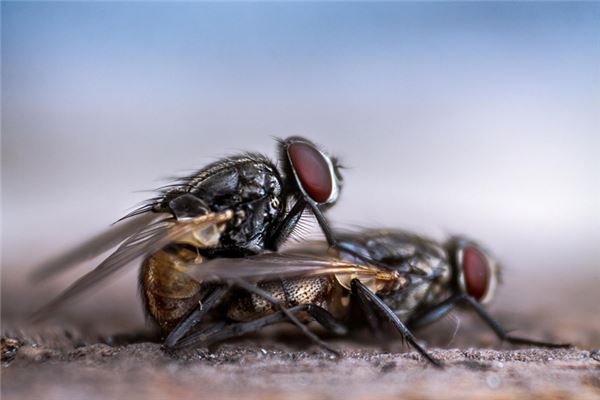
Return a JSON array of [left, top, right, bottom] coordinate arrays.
[[2, 276, 600, 400]]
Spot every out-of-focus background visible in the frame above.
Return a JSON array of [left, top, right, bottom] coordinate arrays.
[[2, 3, 599, 332]]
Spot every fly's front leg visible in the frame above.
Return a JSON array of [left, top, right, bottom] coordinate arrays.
[[305, 201, 391, 271], [268, 197, 388, 272], [351, 279, 442, 368], [265, 199, 306, 251], [407, 294, 571, 348], [406, 296, 457, 329], [353, 285, 384, 340], [461, 295, 571, 348]]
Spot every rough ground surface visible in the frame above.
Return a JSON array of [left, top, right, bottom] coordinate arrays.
[[2, 277, 600, 400]]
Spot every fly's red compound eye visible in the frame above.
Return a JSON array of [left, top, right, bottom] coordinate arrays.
[[463, 246, 489, 301], [288, 142, 335, 204]]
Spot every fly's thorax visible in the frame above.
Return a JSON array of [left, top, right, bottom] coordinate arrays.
[[334, 230, 451, 314], [379, 252, 452, 318], [207, 161, 285, 254], [335, 229, 446, 265], [162, 156, 286, 255]]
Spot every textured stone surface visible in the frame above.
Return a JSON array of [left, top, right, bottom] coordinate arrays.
[[2, 310, 600, 400], [2, 337, 599, 400], [2, 276, 599, 400]]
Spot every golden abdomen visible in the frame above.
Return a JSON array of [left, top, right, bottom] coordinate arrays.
[[141, 246, 208, 333], [142, 249, 343, 332]]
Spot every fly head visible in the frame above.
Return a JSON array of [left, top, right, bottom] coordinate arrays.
[[278, 136, 343, 209], [445, 236, 500, 304]]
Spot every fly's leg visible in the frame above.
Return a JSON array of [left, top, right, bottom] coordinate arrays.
[[302, 304, 347, 335], [305, 201, 392, 270], [407, 294, 571, 348], [173, 304, 346, 350], [164, 285, 229, 348], [265, 200, 307, 251], [267, 197, 389, 271], [406, 297, 457, 329], [351, 279, 442, 368], [228, 278, 340, 356], [459, 295, 572, 348], [266, 196, 341, 252], [353, 284, 384, 340]]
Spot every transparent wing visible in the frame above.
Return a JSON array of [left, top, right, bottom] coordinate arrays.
[[31, 212, 161, 282], [32, 210, 233, 319], [182, 251, 396, 284]]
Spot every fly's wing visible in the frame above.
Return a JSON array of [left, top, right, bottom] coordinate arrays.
[[31, 212, 162, 282], [31, 193, 214, 282], [181, 251, 401, 290], [31, 210, 233, 320]]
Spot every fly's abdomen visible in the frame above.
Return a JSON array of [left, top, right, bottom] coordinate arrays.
[[226, 276, 334, 321], [141, 246, 208, 332]]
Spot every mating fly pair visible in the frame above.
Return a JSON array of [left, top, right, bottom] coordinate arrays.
[[33, 137, 569, 366]]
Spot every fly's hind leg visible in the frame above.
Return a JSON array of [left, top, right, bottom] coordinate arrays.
[[172, 303, 346, 350], [163, 285, 229, 348]]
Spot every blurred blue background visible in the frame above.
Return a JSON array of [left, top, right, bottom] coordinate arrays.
[[2, 2, 599, 320]]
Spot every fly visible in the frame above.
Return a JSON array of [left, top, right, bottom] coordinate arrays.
[[32, 136, 365, 353], [171, 229, 571, 367]]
